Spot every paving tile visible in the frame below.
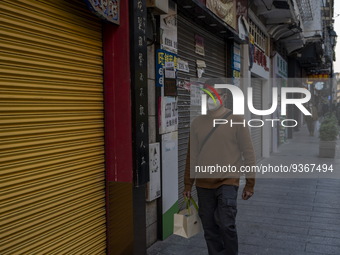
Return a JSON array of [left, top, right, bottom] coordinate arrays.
[[306, 243, 340, 254], [148, 127, 340, 255], [308, 228, 340, 239]]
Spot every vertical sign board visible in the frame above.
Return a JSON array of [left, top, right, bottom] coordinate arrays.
[[130, 0, 149, 186], [232, 43, 241, 87], [156, 49, 177, 87]]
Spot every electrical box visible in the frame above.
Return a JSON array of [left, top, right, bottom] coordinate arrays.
[[146, 0, 168, 15]]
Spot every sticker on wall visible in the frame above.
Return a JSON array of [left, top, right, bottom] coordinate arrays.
[[146, 143, 161, 201], [165, 62, 176, 78], [196, 60, 206, 78], [177, 58, 190, 73]]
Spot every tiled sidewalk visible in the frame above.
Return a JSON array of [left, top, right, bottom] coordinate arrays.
[[147, 126, 340, 255]]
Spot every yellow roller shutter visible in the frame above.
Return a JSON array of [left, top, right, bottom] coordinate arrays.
[[0, 0, 106, 254]]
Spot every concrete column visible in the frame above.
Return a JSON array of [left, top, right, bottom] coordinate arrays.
[[146, 44, 158, 247]]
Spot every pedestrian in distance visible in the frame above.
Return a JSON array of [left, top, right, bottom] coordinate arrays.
[[305, 103, 319, 136]]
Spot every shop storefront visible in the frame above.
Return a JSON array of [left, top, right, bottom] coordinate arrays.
[[273, 52, 288, 150], [176, 13, 229, 208], [248, 13, 271, 161], [147, 0, 248, 244], [1, 1, 106, 253], [1, 0, 135, 253]]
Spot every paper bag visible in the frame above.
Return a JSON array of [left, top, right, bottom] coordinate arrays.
[[173, 205, 202, 238]]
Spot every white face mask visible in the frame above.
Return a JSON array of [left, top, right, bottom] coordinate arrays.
[[207, 97, 221, 111]]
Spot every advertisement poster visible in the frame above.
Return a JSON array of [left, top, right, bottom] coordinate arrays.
[[156, 49, 177, 87], [190, 83, 203, 106], [195, 34, 205, 56], [160, 8, 177, 53], [159, 96, 178, 134]]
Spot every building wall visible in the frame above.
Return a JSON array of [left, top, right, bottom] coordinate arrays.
[[303, 0, 323, 38]]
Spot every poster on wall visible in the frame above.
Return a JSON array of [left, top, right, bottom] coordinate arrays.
[[156, 49, 177, 87], [164, 61, 177, 96], [195, 34, 205, 56], [146, 143, 161, 202], [164, 79, 177, 96], [206, 0, 236, 30], [159, 96, 178, 134], [190, 83, 203, 106], [160, 7, 177, 54]]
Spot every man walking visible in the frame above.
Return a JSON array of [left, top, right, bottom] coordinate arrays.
[[183, 87, 256, 255]]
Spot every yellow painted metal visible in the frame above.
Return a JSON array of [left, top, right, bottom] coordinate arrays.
[[0, 0, 106, 254]]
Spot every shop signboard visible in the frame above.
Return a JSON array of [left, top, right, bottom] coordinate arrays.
[[130, 0, 149, 186], [274, 53, 288, 78], [84, 0, 120, 24], [206, 0, 236, 29], [156, 49, 177, 87]]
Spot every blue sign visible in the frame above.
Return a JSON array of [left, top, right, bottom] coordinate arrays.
[[156, 49, 177, 87]]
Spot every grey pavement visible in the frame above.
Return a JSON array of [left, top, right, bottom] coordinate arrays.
[[147, 125, 340, 255]]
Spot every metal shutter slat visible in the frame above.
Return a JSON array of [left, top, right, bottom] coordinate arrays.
[[177, 14, 226, 206], [251, 77, 263, 161], [0, 0, 106, 253]]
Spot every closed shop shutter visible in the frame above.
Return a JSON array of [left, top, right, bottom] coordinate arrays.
[[177, 14, 226, 205], [1, 0, 106, 254], [251, 77, 263, 161]]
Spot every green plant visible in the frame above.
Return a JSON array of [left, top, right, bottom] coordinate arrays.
[[319, 113, 339, 141]]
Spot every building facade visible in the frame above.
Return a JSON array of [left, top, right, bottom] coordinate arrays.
[[1, 0, 336, 254]]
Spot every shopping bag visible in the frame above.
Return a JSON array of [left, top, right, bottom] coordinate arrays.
[[173, 198, 202, 238]]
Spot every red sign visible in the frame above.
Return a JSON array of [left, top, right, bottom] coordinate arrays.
[[253, 47, 269, 71]]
